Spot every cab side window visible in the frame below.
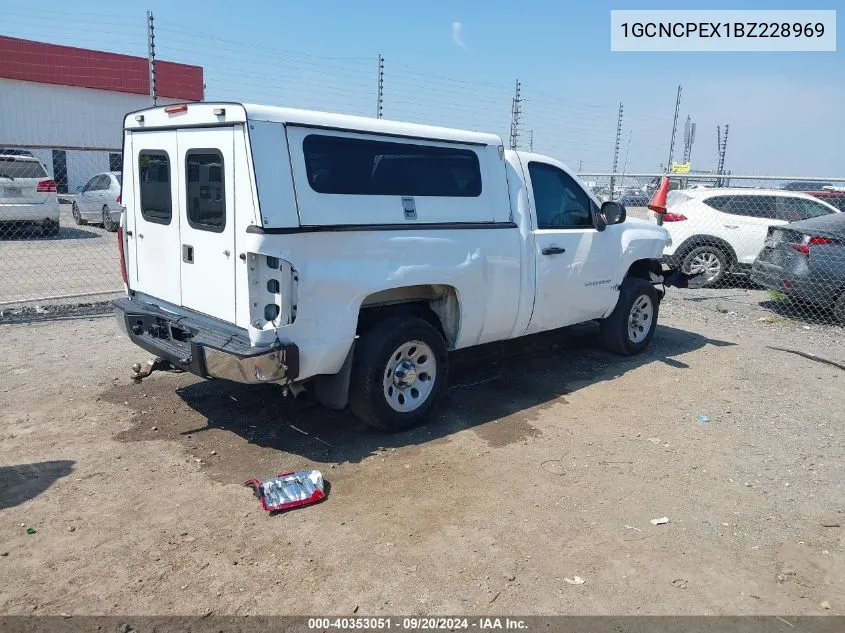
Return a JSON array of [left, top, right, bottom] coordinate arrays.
[[528, 162, 593, 229]]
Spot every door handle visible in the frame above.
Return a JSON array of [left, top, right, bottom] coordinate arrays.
[[542, 246, 566, 255], [182, 244, 194, 264], [723, 225, 739, 229]]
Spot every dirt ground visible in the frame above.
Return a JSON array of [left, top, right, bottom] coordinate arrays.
[[1, 290, 843, 616]]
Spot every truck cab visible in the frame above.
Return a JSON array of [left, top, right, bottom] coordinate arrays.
[[114, 103, 669, 431]]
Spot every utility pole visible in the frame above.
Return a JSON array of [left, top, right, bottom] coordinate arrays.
[[508, 79, 521, 150], [717, 123, 729, 186], [146, 10, 157, 106], [376, 53, 384, 119], [666, 84, 682, 171], [578, 160, 583, 173], [528, 129, 534, 152], [683, 118, 696, 163], [716, 125, 722, 171], [621, 131, 633, 182], [609, 102, 623, 200]]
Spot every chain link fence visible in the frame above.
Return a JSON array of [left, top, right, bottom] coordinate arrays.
[[0, 146, 124, 309], [581, 173, 845, 325]]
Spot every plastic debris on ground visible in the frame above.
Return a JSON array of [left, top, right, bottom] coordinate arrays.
[[244, 470, 326, 513], [564, 576, 586, 585], [650, 517, 670, 525], [697, 414, 711, 423]]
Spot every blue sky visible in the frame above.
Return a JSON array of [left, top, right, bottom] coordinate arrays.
[[2, 0, 843, 176]]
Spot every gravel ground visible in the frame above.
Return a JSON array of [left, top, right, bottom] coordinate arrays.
[[0, 289, 842, 616]]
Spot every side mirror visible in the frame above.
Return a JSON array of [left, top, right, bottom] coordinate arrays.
[[601, 201, 626, 225], [75, 185, 83, 193]]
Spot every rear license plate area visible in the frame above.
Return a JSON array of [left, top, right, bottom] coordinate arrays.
[[3, 187, 22, 197]]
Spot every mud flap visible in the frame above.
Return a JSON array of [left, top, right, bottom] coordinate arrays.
[[314, 341, 356, 411]]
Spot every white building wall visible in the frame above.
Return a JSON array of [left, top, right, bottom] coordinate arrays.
[[0, 78, 181, 191], [0, 78, 180, 148]]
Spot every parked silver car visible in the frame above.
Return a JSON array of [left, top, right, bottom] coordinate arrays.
[[72, 171, 123, 232]]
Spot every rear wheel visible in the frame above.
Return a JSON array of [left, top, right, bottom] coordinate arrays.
[[348, 316, 448, 431], [72, 202, 85, 225], [681, 245, 729, 286], [102, 205, 117, 232], [601, 277, 660, 355]]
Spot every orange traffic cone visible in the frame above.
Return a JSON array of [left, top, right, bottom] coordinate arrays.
[[647, 176, 670, 214]]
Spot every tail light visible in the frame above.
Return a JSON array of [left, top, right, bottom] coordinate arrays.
[[790, 235, 834, 256], [117, 226, 128, 286], [662, 213, 687, 222], [37, 179, 57, 192]]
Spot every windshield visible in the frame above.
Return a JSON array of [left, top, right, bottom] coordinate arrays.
[[0, 157, 48, 180]]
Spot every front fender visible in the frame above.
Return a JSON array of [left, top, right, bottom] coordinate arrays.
[[616, 219, 669, 284]]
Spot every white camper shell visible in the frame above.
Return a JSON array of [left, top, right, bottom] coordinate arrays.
[[114, 102, 670, 430]]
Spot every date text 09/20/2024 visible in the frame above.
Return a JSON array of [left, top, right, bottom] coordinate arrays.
[[307, 617, 528, 630]]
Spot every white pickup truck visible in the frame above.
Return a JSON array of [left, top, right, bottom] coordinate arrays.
[[114, 103, 670, 430]]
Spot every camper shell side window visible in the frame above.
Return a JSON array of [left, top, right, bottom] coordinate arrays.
[[302, 134, 482, 198]]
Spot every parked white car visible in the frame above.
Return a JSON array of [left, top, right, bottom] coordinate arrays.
[[0, 152, 60, 237], [72, 171, 123, 232], [114, 102, 672, 431], [649, 188, 840, 285]]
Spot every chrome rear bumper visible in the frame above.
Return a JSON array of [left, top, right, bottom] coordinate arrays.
[[113, 297, 298, 384]]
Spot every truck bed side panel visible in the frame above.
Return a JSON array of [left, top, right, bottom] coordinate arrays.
[[241, 227, 522, 381]]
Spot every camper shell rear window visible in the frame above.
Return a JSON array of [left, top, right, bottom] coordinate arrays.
[[302, 134, 482, 197], [138, 150, 172, 225]]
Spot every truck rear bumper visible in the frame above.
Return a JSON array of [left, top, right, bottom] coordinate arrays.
[[113, 297, 299, 384]]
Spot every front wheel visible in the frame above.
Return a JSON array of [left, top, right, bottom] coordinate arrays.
[[348, 316, 448, 431], [72, 202, 85, 225], [601, 277, 660, 355], [102, 206, 117, 232]]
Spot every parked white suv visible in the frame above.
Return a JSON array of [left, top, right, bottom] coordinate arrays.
[[114, 103, 671, 431], [72, 171, 124, 232], [650, 188, 839, 285], [0, 152, 60, 237]]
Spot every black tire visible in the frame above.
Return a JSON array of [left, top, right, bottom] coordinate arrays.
[[102, 206, 117, 232], [72, 202, 85, 225], [601, 277, 660, 355], [681, 244, 729, 287], [348, 316, 448, 431]]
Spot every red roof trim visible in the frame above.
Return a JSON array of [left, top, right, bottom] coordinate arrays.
[[0, 35, 203, 101]]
